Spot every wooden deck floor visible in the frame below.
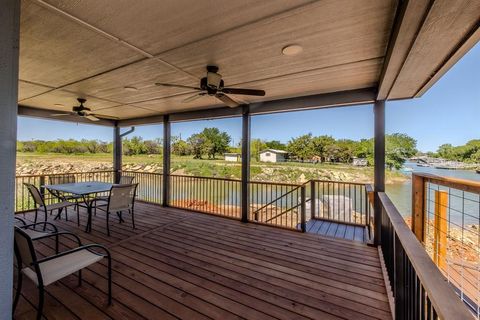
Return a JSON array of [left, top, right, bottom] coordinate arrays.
[[14, 202, 391, 320], [305, 218, 368, 243]]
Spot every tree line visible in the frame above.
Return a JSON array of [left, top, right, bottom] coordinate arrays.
[[429, 140, 480, 163], [17, 128, 418, 169]]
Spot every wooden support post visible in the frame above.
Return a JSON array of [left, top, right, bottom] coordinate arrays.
[[0, 0, 20, 316], [241, 106, 251, 223], [300, 185, 307, 232], [434, 190, 448, 270], [162, 115, 171, 207], [411, 174, 426, 242], [374, 100, 385, 246], [113, 126, 122, 183], [310, 180, 316, 219]]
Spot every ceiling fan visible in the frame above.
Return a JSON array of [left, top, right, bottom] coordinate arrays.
[[155, 65, 266, 108], [51, 98, 117, 122]]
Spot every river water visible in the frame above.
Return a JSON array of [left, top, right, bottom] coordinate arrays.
[[386, 162, 480, 220]]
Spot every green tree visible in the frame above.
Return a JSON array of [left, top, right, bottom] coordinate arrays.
[[251, 139, 267, 161], [311, 135, 335, 162], [385, 133, 417, 170], [265, 140, 286, 150], [287, 134, 315, 160], [200, 127, 231, 159]]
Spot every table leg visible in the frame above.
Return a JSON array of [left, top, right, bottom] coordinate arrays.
[[83, 196, 93, 233]]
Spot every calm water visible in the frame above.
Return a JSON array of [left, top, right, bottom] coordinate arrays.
[[386, 162, 480, 220]]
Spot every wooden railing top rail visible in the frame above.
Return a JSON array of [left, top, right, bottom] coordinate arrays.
[[311, 179, 373, 187], [15, 170, 115, 178], [413, 172, 480, 195], [379, 192, 473, 320], [170, 174, 241, 182]]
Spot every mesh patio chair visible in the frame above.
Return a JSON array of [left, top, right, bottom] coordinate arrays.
[[48, 175, 82, 208], [24, 183, 76, 225], [95, 175, 135, 203], [93, 184, 138, 236], [13, 226, 112, 320]]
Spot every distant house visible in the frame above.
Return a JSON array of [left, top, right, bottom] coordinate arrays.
[[224, 153, 241, 162], [259, 149, 288, 163], [352, 157, 368, 166]]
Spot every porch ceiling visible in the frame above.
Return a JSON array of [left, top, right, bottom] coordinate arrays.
[[17, 0, 480, 124]]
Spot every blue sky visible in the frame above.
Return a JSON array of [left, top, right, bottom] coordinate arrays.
[[18, 43, 479, 152]]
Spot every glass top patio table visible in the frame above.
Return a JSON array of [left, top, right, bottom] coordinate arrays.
[[45, 181, 113, 195], [45, 181, 113, 233]]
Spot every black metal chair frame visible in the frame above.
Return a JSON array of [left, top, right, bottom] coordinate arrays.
[[24, 183, 76, 226], [94, 183, 138, 236], [13, 227, 112, 320]]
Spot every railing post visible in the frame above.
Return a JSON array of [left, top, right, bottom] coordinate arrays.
[[113, 125, 122, 183], [411, 173, 426, 242], [300, 185, 306, 232], [310, 180, 316, 219], [39, 175, 46, 197], [374, 100, 385, 246], [162, 115, 171, 207], [241, 106, 251, 223], [434, 190, 448, 270]]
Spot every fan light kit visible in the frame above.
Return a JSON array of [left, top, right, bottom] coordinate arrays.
[[155, 65, 266, 108], [124, 86, 138, 92], [282, 44, 303, 56]]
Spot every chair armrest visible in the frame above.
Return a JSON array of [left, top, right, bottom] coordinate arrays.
[[14, 216, 27, 225], [36, 244, 111, 264], [22, 222, 58, 233], [33, 231, 82, 246]]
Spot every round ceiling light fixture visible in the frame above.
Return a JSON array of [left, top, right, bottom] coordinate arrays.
[[124, 86, 138, 92], [282, 44, 303, 56]]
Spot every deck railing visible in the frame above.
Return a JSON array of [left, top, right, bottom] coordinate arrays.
[[122, 171, 163, 205], [170, 174, 241, 219], [379, 192, 472, 319], [250, 181, 306, 231], [412, 173, 480, 317], [15, 171, 115, 212]]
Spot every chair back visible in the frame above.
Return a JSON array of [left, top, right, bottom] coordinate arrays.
[[14, 226, 39, 269], [24, 183, 45, 207], [49, 174, 76, 185], [108, 184, 137, 212], [119, 175, 134, 185]]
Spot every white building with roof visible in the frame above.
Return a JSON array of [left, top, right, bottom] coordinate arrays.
[[259, 149, 288, 163]]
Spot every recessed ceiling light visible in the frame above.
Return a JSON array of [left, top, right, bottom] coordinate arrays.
[[282, 44, 303, 56], [124, 86, 138, 92], [54, 103, 65, 107]]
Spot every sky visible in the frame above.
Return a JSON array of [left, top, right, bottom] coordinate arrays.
[[18, 43, 479, 152]]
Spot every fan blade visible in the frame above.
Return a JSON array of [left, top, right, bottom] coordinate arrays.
[[155, 83, 201, 90], [85, 115, 100, 122], [50, 113, 71, 117], [216, 94, 239, 108], [221, 88, 265, 96], [182, 93, 204, 103], [90, 113, 119, 120]]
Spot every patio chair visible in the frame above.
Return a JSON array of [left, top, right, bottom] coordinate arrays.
[[13, 226, 112, 320], [24, 183, 76, 225], [93, 184, 138, 236], [48, 175, 82, 209], [93, 175, 135, 208]]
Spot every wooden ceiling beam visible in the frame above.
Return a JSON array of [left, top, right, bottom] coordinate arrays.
[[117, 87, 376, 126], [376, 0, 432, 100], [18, 105, 116, 126]]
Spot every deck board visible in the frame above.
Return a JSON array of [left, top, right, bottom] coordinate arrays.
[[14, 202, 391, 320], [306, 218, 368, 243]]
